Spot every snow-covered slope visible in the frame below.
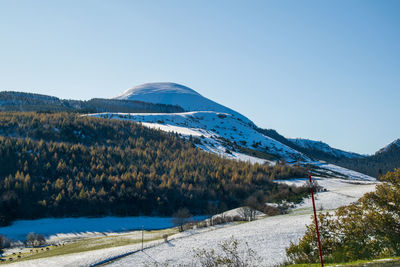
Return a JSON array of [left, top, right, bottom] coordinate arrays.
[[289, 138, 364, 159], [312, 162, 376, 181], [114, 82, 252, 123], [88, 111, 308, 163]]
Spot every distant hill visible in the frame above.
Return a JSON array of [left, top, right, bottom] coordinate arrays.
[[288, 138, 364, 160], [330, 139, 400, 177], [282, 137, 399, 178]]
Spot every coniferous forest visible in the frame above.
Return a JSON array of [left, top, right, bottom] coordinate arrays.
[[0, 112, 308, 226]]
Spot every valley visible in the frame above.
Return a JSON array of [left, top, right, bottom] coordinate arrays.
[[0, 82, 397, 266]]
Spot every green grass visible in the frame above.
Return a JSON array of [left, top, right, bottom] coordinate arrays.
[[285, 257, 400, 267], [0, 228, 178, 264]]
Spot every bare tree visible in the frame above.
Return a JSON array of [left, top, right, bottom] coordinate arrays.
[[238, 207, 257, 221], [25, 233, 46, 247], [0, 235, 11, 255], [26, 232, 36, 247], [171, 208, 192, 232]]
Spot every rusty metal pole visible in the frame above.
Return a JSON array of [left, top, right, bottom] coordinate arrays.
[[309, 173, 324, 267]]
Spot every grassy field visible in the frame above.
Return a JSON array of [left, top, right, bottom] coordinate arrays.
[[0, 228, 178, 264]]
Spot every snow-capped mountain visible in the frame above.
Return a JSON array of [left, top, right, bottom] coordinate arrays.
[[100, 82, 380, 180], [111, 82, 314, 162], [0, 84, 378, 180], [89, 111, 308, 163], [289, 138, 364, 159], [114, 82, 252, 124]]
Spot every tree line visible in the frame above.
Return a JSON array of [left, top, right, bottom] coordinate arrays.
[[0, 91, 184, 113]]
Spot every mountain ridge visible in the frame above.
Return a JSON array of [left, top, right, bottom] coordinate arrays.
[[1, 83, 398, 178]]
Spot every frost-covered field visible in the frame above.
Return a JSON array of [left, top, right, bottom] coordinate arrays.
[[277, 177, 377, 211], [110, 213, 311, 267], [105, 178, 377, 266]]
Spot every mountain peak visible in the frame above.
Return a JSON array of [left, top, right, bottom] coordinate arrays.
[[115, 82, 200, 99], [113, 82, 253, 124]]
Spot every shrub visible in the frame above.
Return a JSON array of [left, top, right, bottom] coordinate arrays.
[[195, 236, 260, 266], [162, 234, 168, 242]]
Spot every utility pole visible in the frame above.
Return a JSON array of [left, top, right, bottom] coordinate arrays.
[[309, 173, 324, 267], [141, 225, 144, 251]]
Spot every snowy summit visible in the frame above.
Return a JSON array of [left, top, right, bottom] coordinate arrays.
[[114, 82, 251, 123]]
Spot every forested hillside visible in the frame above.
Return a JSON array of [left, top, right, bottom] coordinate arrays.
[[0, 91, 184, 113], [0, 112, 308, 226]]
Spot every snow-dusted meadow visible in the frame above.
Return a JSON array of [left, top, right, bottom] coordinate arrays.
[[105, 177, 377, 266]]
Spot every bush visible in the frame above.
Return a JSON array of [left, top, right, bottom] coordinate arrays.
[[210, 215, 244, 226], [195, 236, 260, 266], [263, 205, 282, 216], [162, 234, 168, 242]]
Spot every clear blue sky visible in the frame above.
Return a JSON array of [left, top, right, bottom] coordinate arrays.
[[1, 0, 399, 154]]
